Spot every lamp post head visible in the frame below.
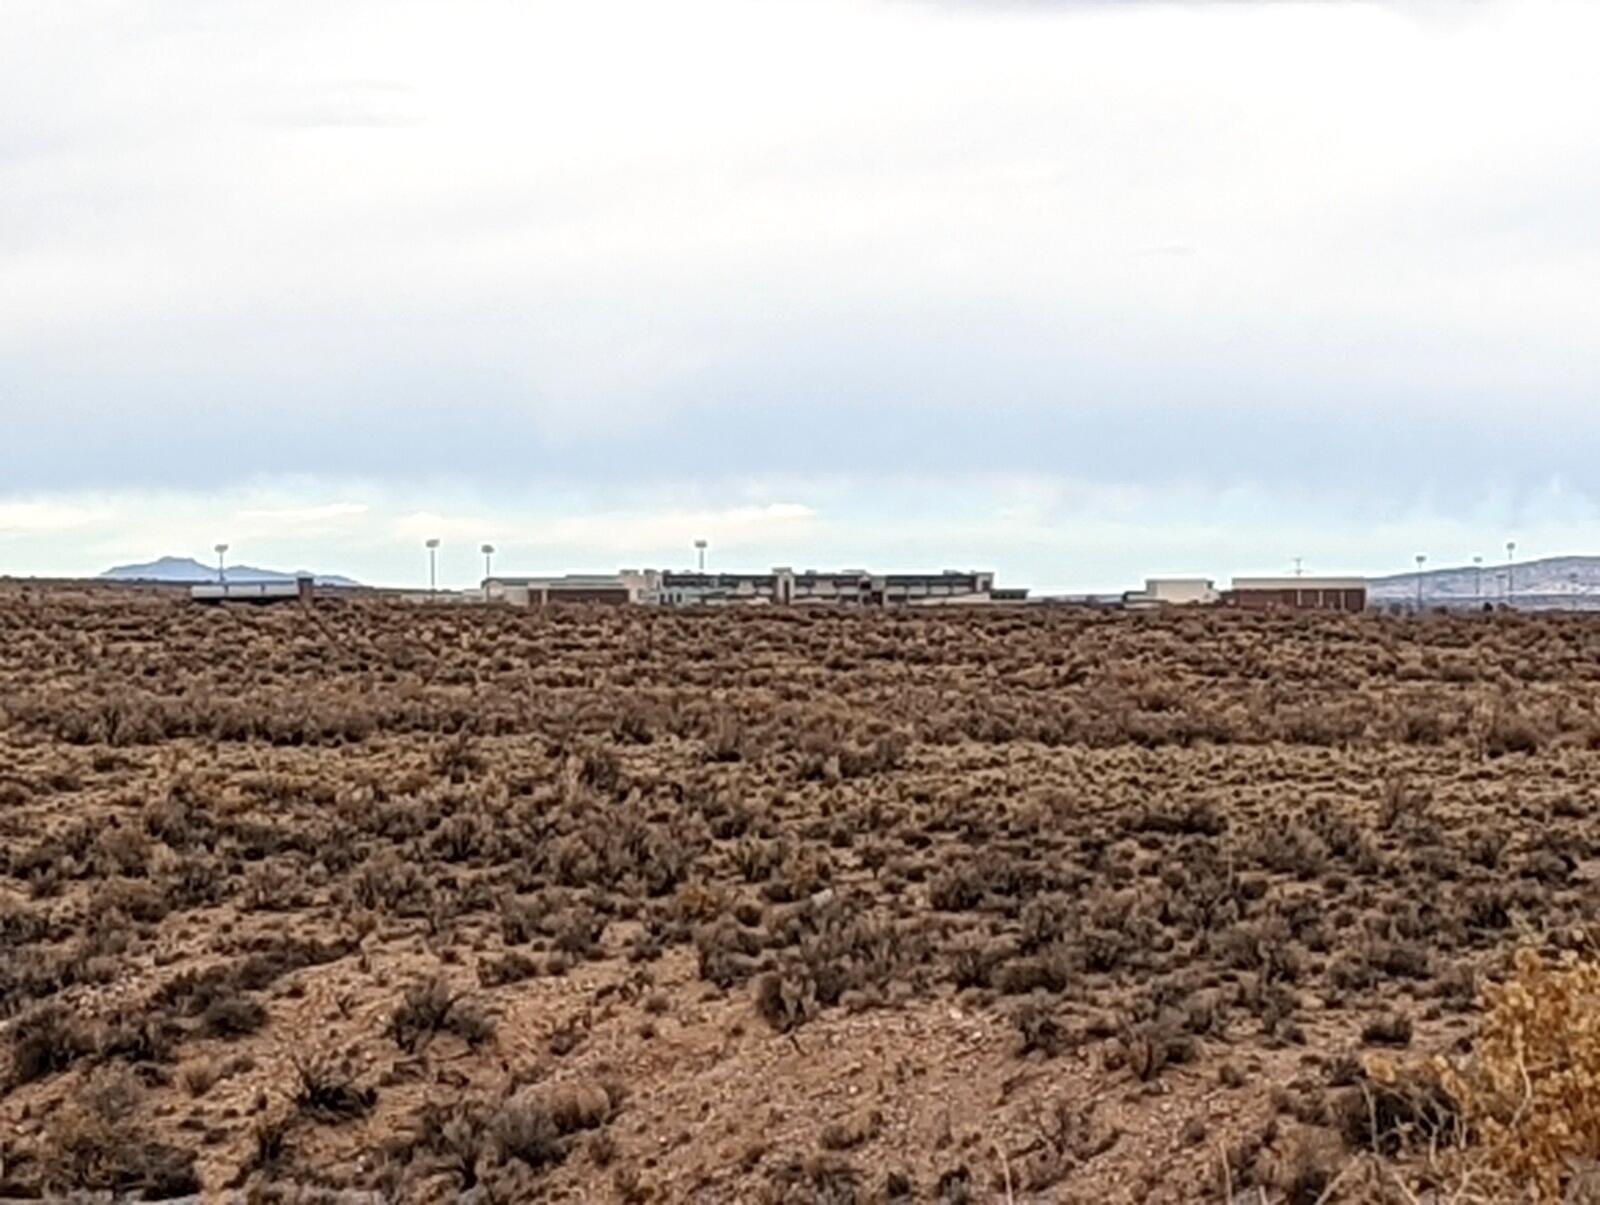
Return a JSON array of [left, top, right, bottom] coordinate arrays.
[[481, 543, 494, 556], [425, 538, 440, 550]]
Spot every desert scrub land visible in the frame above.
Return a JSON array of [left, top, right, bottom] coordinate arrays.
[[1, 587, 1599, 1201]]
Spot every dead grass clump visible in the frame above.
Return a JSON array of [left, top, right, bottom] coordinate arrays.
[[292, 1049, 376, 1121], [1437, 947, 1600, 1198], [551, 905, 607, 958], [1252, 1127, 1343, 1205], [993, 948, 1072, 995], [754, 969, 816, 1033], [494, 1080, 617, 1170], [390, 977, 496, 1052], [695, 918, 765, 989], [1335, 1057, 1459, 1156], [1019, 1097, 1120, 1189], [350, 848, 431, 914], [8, 1003, 92, 1085], [201, 992, 268, 1038], [947, 935, 1005, 990], [1018, 892, 1073, 952], [1113, 1013, 1196, 1082], [1010, 996, 1067, 1057], [1127, 797, 1225, 837], [926, 864, 985, 912], [39, 1066, 201, 1197], [761, 1154, 861, 1204], [1360, 1012, 1414, 1048], [1483, 708, 1543, 757], [479, 951, 540, 987], [98, 1006, 181, 1065], [1377, 775, 1426, 830]]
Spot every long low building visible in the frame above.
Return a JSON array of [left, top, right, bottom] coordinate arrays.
[[1225, 577, 1367, 612], [483, 571, 659, 606], [483, 568, 1025, 607], [658, 568, 1016, 607], [191, 576, 315, 605]]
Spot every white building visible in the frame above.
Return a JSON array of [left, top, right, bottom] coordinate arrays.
[[480, 567, 1024, 607], [191, 576, 315, 605], [657, 568, 1018, 607], [1122, 578, 1220, 609], [484, 571, 660, 606]]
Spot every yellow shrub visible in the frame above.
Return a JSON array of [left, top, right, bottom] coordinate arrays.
[[1440, 947, 1600, 1199]]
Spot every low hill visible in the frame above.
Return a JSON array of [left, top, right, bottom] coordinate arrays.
[[1369, 555, 1600, 608], [101, 556, 359, 587]]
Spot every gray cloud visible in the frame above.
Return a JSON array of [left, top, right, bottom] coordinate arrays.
[[1, 0, 1596, 582]]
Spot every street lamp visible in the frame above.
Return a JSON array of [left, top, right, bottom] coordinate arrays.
[[1473, 555, 1482, 602], [425, 538, 440, 595], [694, 539, 707, 574], [481, 543, 495, 582], [214, 543, 229, 585], [1293, 557, 1303, 578], [1506, 540, 1517, 606], [1414, 554, 1426, 611]]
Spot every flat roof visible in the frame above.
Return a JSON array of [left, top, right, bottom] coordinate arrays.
[[1231, 577, 1366, 590], [487, 575, 627, 587]]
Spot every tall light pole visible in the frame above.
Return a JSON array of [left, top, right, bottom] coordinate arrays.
[[1473, 555, 1482, 602], [425, 538, 440, 596], [694, 539, 707, 574], [481, 543, 495, 582], [1506, 540, 1517, 607], [214, 543, 229, 585], [1293, 557, 1303, 577], [1415, 554, 1426, 611]]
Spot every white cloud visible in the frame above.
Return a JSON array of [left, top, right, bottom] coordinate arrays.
[[0, 500, 113, 536], [531, 502, 819, 556], [391, 511, 507, 545], [235, 502, 369, 523]]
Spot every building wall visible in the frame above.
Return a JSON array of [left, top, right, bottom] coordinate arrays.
[[534, 587, 632, 606], [1227, 586, 1366, 612], [494, 569, 1016, 607], [1150, 579, 1218, 605], [486, 573, 658, 606]]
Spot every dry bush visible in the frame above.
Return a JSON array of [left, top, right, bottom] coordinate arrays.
[[8, 1003, 92, 1084], [1436, 947, 1600, 1199], [761, 1154, 862, 1204], [292, 1049, 375, 1121], [390, 977, 496, 1052], [9, 595, 1600, 1198], [39, 1066, 201, 1196], [493, 1079, 618, 1171]]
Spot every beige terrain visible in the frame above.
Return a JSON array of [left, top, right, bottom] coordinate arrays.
[[1, 589, 1595, 1201]]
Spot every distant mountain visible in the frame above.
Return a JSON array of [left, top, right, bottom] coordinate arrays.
[[101, 556, 360, 588], [1369, 556, 1600, 609]]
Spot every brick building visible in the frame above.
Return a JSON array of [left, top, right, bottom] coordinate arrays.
[[1224, 577, 1366, 612]]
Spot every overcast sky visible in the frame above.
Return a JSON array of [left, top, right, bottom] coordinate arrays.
[[4, 0, 1599, 591]]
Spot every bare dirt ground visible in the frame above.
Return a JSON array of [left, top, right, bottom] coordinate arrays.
[[1, 588, 1597, 1201]]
